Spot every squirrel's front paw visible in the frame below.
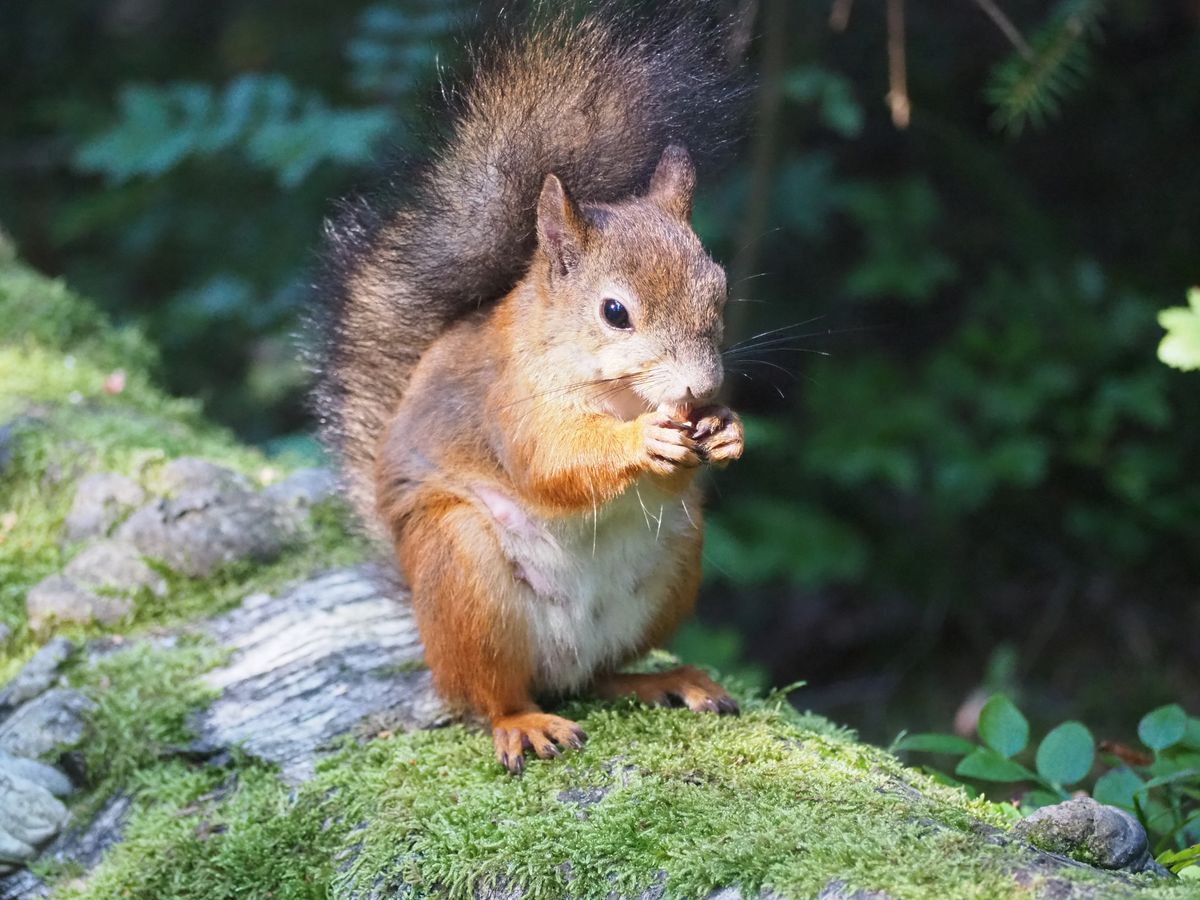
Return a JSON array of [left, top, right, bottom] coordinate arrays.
[[492, 712, 587, 775], [688, 405, 744, 466], [637, 412, 702, 476]]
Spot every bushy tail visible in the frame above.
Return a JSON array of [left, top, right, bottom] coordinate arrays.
[[311, 1, 748, 525]]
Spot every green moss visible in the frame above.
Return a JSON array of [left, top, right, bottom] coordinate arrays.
[[0, 406, 361, 671], [0, 259, 157, 396], [69, 639, 225, 800], [0, 257, 364, 670], [49, 690, 1184, 900], [56, 759, 347, 900]]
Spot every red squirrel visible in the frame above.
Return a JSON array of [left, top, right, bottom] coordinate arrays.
[[312, 3, 748, 773]]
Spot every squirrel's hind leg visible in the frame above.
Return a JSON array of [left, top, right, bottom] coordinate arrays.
[[394, 493, 586, 774], [594, 666, 740, 716]]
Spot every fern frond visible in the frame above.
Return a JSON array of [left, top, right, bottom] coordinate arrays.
[[985, 0, 1105, 135]]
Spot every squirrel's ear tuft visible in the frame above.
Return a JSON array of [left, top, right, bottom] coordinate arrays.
[[648, 144, 696, 222], [536, 174, 587, 278]]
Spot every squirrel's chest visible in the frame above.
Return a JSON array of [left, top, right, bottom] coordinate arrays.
[[478, 481, 696, 692]]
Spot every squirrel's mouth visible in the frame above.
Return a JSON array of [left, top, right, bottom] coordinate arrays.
[[601, 382, 656, 421], [599, 379, 693, 423]]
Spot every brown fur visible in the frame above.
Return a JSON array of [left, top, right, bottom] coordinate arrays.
[[376, 170, 743, 771], [312, 2, 747, 528], [313, 4, 749, 772]]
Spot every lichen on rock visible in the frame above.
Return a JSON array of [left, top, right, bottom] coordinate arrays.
[[1012, 797, 1170, 877], [61, 473, 145, 544]]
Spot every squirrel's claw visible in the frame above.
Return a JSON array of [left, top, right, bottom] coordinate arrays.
[[492, 712, 587, 775], [688, 405, 744, 465]]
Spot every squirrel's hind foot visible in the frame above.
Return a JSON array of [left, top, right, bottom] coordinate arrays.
[[595, 665, 740, 716], [492, 712, 587, 775]]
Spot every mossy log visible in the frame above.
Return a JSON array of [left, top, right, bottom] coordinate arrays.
[[0, 246, 1190, 899]]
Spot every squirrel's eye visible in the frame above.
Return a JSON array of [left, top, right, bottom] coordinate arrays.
[[601, 298, 632, 330]]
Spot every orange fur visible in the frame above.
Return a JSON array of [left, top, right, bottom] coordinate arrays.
[[593, 666, 739, 716], [368, 148, 746, 774], [394, 493, 535, 720]]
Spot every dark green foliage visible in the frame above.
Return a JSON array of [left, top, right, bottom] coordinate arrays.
[[348, 0, 462, 98], [75, 77, 397, 188], [986, 0, 1107, 134], [978, 694, 1030, 759], [896, 693, 1200, 866]]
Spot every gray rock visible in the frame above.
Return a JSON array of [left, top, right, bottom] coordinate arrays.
[[0, 754, 71, 798], [263, 467, 338, 509], [157, 457, 250, 502], [1012, 797, 1168, 876], [0, 423, 13, 477], [116, 474, 298, 578], [194, 565, 445, 782], [0, 637, 73, 709], [62, 472, 145, 543], [31, 791, 130, 872], [0, 770, 68, 865], [817, 881, 894, 900], [0, 834, 33, 877], [0, 868, 45, 897], [0, 792, 129, 896], [557, 786, 609, 807], [0, 689, 94, 759], [25, 574, 132, 630], [633, 870, 668, 900], [64, 538, 166, 598], [0, 624, 10, 645]]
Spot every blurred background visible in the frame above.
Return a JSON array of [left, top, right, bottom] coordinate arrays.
[[1, 0, 1197, 748]]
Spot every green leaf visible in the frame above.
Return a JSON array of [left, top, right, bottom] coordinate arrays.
[[956, 747, 1037, 783], [74, 75, 395, 188], [782, 65, 864, 138], [894, 733, 976, 756], [1092, 768, 1145, 810], [1182, 717, 1200, 751], [1157, 842, 1200, 876], [978, 694, 1029, 758], [1157, 287, 1200, 371], [1138, 704, 1188, 752], [1035, 721, 1095, 785], [1134, 768, 1199, 793]]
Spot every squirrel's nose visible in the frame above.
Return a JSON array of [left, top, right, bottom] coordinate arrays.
[[686, 368, 724, 403]]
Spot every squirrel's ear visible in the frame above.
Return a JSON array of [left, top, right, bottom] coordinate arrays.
[[648, 144, 696, 222], [536, 174, 587, 278]]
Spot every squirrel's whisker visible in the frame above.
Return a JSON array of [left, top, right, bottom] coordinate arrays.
[[724, 346, 831, 359], [725, 323, 875, 355], [723, 315, 828, 352]]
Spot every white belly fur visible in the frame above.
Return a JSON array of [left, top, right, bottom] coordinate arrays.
[[476, 480, 695, 693]]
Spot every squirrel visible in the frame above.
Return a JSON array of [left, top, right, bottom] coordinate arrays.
[[312, 2, 749, 774]]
